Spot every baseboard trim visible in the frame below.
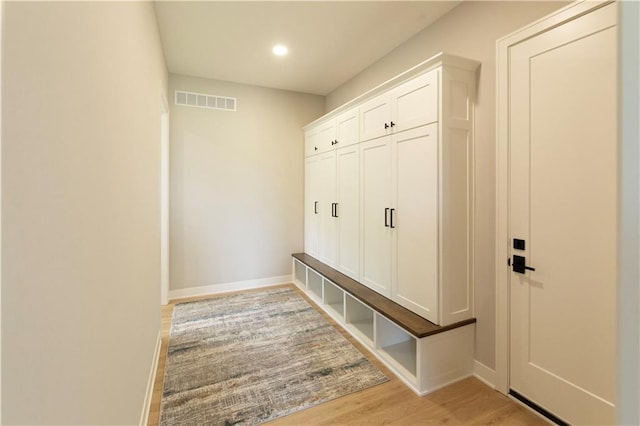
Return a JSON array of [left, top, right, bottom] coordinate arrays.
[[140, 331, 162, 426], [168, 275, 293, 300], [473, 360, 496, 389]]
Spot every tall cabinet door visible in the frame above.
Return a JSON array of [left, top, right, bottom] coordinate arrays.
[[360, 137, 392, 297], [391, 124, 439, 323], [304, 155, 321, 257], [318, 151, 337, 267], [336, 145, 360, 280]]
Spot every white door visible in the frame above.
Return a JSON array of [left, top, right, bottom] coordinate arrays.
[[305, 128, 320, 157], [359, 93, 391, 142], [360, 137, 392, 297], [391, 70, 438, 133], [318, 151, 337, 267], [304, 155, 321, 257], [391, 124, 439, 323], [508, 3, 616, 424], [316, 120, 336, 154], [336, 108, 359, 148], [336, 144, 360, 280]]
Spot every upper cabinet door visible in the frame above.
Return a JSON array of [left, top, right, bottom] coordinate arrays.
[[305, 128, 319, 157], [359, 93, 391, 142], [316, 120, 336, 154], [335, 108, 359, 148], [391, 70, 439, 132], [305, 120, 336, 156]]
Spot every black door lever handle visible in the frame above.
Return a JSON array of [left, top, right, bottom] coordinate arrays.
[[512, 255, 535, 274]]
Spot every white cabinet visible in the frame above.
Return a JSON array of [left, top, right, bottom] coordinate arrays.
[[335, 108, 359, 148], [304, 155, 321, 257], [305, 151, 337, 267], [305, 107, 358, 156], [360, 137, 392, 297], [303, 53, 478, 325], [359, 124, 440, 322], [391, 124, 439, 322], [317, 151, 337, 267], [335, 145, 360, 279], [359, 93, 392, 142], [306, 145, 360, 278], [359, 70, 438, 142]]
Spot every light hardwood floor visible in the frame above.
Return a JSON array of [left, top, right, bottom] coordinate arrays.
[[147, 284, 548, 425]]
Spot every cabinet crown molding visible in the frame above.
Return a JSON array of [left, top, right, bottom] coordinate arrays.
[[304, 52, 480, 130]]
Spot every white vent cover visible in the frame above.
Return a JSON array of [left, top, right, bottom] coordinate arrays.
[[174, 90, 236, 111]]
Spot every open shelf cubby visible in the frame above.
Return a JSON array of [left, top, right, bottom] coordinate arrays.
[[307, 269, 323, 301], [376, 315, 417, 380], [322, 279, 345, 320], [294, 259, 307, 289], [345, 294, 374, 346], [291, 254, 476, 396]]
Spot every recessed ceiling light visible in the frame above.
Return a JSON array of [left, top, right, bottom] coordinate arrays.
[[272, 44, 288, 57]]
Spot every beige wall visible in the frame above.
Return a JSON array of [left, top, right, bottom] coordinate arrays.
[[170, 75, 324, 292], [2, 2, 168, 424], [326, 1, 568, 370]]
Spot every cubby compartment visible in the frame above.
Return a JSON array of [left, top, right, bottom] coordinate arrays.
[[323, 279, 345, 321], [293, 259, 307, 290], [345, 294, 374, 346], [307, 269, 323, 302], [376, 315, 417, 381]]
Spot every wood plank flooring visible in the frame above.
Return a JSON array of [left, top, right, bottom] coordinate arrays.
[[147, 284, 548, 426]]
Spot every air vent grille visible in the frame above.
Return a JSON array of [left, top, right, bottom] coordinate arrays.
[[175, 90, 236, 111]]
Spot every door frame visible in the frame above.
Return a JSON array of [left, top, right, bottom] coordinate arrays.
[[494, 0, 615, 395]]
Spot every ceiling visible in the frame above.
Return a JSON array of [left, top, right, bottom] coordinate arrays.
[[153, 1, 461, 96]]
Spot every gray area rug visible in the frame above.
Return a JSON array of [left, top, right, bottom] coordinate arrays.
[[159, 287, 388, 425]]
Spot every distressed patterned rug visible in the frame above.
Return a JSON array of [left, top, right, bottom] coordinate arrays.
[[159, 286, 388, 425]]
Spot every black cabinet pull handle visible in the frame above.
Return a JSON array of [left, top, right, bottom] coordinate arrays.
[[384, 123, 389, 129], [334, 203, 338, 218], [314, 201, 318, 214], [314, 146, 318, 151], [390, 208, 395, 228], [384, 208, 389, 227], [390, 121, 396, 127], [330, 203, 335, 217], [334, 140, 339, 145]]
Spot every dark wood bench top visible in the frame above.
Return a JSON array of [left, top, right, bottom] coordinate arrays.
[[292, 253, 475, 338]]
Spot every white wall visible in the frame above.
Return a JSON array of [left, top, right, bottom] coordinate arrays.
[[325, 0, 568, 371], [170, 75, 324, 294], [2, 2, 168, 424]]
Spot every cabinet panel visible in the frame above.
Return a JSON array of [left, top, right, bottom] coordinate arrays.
[[304, 155, 321, 256], [318, 151, 337, 267], [305, 120, 336, 157], [316, 121, 336, 154], [305, 128, 319, 157], [392, 70, 439, 132], [391, 124, 439, 323], [336, 108, 359, 148], [336, 145, 360, 280], [360, 94, 391, 142], [360, 137, 392, 297]]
